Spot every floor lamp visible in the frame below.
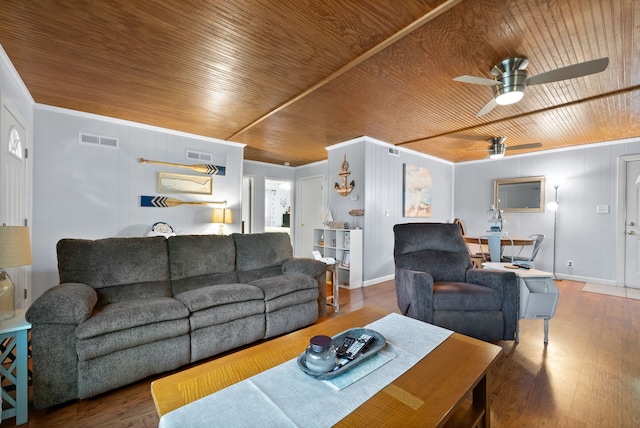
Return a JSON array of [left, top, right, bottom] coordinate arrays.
[[546, 177, 566, 280]]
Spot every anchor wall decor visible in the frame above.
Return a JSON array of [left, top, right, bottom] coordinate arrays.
[[334, 154, 355, 196]]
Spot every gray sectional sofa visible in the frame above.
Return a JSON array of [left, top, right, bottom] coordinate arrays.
[[26, 232, 327, 408]]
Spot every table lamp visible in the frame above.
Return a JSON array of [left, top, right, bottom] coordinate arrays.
[[212, 208, 233, 235], [0, 226, 32, 320]]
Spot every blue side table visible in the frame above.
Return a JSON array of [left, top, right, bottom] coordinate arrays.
[[0, 309, 31, 425]]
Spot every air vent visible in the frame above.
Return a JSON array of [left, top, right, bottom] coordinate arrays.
[[186, 149, 213, 162], [78, 132, 119, 148], [388, 147, 399, 156]]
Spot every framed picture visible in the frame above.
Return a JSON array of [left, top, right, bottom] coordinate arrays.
[[403, 164, 432, 217], [341, 250, 351, 268], [158, 172, 213, 195]]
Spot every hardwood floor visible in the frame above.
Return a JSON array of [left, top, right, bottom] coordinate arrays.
[[5, 279, 640, 427]]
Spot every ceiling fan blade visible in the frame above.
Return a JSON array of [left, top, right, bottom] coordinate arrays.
[[453, 75, 499, 86], [476, 98, 498, 117], [525, 57, 609, 86], [509, 142, 542, 151]]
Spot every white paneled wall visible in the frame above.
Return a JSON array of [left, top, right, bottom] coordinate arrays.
[[454, 138, 640, 283], [327, 137, 455, 285], [32, 106, 244, 300]]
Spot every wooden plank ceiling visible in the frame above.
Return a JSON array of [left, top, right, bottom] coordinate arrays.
[[0, 0, 638, 165]]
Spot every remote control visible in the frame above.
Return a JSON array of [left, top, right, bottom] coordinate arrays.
[[344, 333, 374, 360], [336, 336, 356, 358]]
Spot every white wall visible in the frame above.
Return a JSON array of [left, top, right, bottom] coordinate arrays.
[[32, 106, 244, 300], [327, 137, 455, 285], [454, 138, 640, 284]]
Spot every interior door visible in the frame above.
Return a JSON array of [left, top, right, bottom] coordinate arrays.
[[299, 176, 324, 258], [624, 160, 640, 288], [0, 97, 30, 307]]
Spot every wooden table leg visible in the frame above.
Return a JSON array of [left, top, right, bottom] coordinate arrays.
[[473, 372, 490, 428]]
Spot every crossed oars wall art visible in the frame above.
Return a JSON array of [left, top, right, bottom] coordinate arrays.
[[140, 196, 227, 208], [138, 158, 226, 176]]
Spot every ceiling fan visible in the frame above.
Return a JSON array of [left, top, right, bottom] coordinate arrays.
[[454, 56, 609, 117], [485, 137, 541, 159]]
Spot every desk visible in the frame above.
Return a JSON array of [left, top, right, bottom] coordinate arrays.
[[464, 235, 534, 262], [152, 307, 501, 427], [483, 262, 559, 343], [0, 309, 31, 425]]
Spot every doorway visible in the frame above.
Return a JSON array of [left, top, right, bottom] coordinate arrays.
[[298, 176, 324, 258], [264, 178, 292, 236], [621, 157, 640, 288], [242, 176, 254, 233], [0, 96, 31, 307]]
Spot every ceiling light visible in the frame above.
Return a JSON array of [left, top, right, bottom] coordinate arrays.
[[489, 139, 506, 159], [495, 90, 524, 105]]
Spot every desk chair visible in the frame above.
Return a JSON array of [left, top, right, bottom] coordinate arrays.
[[502, 234, 544, 268], [454, 219, 488, 268]]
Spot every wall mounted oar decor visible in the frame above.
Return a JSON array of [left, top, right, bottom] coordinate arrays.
[[139, 158, 226, 176], [140, 196, 226, 207]]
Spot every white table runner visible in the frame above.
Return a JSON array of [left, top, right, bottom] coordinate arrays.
[[159, 313, 453, 428]]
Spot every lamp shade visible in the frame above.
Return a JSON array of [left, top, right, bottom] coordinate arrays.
[[212, 208, 233, 224], [0, 226, 32, 268]]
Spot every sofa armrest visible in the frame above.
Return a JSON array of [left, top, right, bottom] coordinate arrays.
[[281, 257, 327, 277], [465, 268, 518, 339], [395, 267, 435, 323], [26, 282, 98, 325], [282, 258, 328, 317]]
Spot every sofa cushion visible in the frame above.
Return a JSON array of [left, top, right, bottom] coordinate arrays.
[[189, 301, 265, 330], [168, 234, 236, 278], [175, 283, 264, 312], [249, 274, 319, 312], [249, 274, 316, 300], [76, 297, 189, 339], [77, 318, 189, 361], [432, 282, 502, 311], [57, 236, 172, 305], [233, 232, 292, 271]]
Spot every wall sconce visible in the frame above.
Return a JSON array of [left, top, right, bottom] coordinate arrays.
[[212, 208, 233, 235], [0, 226, 32, 320]]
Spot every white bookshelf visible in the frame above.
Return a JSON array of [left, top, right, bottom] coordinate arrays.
[[313, 228, 363, 288]]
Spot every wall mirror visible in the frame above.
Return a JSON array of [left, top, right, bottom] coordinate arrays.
[[494, 176, 545, 212]]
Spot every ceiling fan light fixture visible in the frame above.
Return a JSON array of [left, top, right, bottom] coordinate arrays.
[[495, 89, 524, 105], [488, 137, 507, 159]]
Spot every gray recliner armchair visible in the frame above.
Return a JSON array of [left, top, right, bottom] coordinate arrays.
[[393, 223, 518, 342]]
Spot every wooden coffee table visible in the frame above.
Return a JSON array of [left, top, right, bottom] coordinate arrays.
[[151, 307, 501, 427]]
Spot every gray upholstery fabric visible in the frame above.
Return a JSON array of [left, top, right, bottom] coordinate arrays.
[[76, 297, 188, 339], [57, 236, 172, 305], [170, 272, 240, 296], [29, 324, 78, 409], [78, 335, 191, 399], [432, 282, 502, 311], [28, 233, 325, 409], [249, 274, 317, 300], [393, 222, 518, 342], [168, 235, 239, 295], [233, 232, 293, 271], [175, 283, 264, 312], [263, 301, 318, 338], [77, 319, 189, 361], [236, 265, 283, 283], [189, 300, 265, 330], [26, 282, 97, 324], [168, 234, 237, 278], [190, 315, 265, 362]]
